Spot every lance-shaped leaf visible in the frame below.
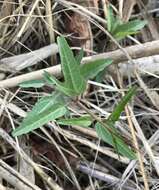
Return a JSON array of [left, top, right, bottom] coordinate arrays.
[[57, 36, 86, 95], [95, 122, 136, 159], [19, 79, 46, 88], [113, 20, 147, 40], [80, 59, 112, 80], [95, 86, 137, 159], [76, 48, 84, 64], [57, 115, 92, 127], [30, 91, 66, 115], [106, 5, 115, 32], [44, 71, 80, 96], [12, 103, 67, 137], [43, 70, 57, 85], [108, 86, 137, 123]]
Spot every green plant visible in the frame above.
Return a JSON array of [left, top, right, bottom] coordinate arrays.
[[106, 5, 147, 40], [12, 36, 136, 159]]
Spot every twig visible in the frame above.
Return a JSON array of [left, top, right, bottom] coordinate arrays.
[[17, 0, 40, 38], [45, 0, 56, 64], [19, 137, 35, 184], [0, 159, 41, 190], [0, 128, 63, 190], [125, 106, 149, 190], [120, 127, 159, 187], [77, 162, 136, 190], [116, 72, 149, 190], [1, 40, 159, 88], [51, 123, 130, 164], [0, 65, 61, 88], [41, 127, 81, 190], [117, 54, 159, 77], [82, 40, 159, 64], [135, 70, 159, 109], [0, 43, 58, 72], [129, 106, 159, 176]]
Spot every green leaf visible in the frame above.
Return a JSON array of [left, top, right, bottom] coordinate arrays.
[[116, 20, 147, 33], [12, 104, 67, 137], [76, 48, 84, 64], [30, 92, 66, 115], [95, 86, 137, 159], [43, 71, 57, 85], [106, 5, 115, 32], [95, 69, 107, 82], [57, 115, 92, 127], [111, 18, 122, 34], [108, 86, 137, 123], [57, 83, 82, 96], [19, 79, 45, 88], [95, 122, 136, 159], [113, 20, 147, 40], [43, 71, 63, 87], [57, 36, 86, 95], [80, 59, 112, 80], [114, 31, 138, 40], [43, 71, 76, 96]]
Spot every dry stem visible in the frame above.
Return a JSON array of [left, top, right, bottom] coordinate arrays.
[[1, 40, 159, 88]]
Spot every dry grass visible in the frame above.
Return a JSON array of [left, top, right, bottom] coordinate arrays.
[[0, 0, 159, 190]]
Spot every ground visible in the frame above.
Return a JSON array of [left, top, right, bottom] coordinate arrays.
[[0, 1, 159, 190]]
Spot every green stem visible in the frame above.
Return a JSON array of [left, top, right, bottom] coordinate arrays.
[[76, 100, 122, 157]]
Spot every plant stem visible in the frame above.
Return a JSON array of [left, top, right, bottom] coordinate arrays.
[[76, 100, 134, 158], [77, 100, 127, 141]]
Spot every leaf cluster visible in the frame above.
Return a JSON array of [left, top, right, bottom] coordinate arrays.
[[13, 36, 137, 160], [106, 5, 147, 40]]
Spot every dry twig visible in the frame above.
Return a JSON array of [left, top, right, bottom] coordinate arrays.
[[0, 128, 63, 190], [0, 159, 41, 190], [1, 40, 159, 88]]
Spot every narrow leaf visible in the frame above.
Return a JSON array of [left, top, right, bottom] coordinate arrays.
[[111, 18, 122, 34], [43, 71, 57, 85], [114, 31, 138, 40], [95, 69, 107, 82], [30, 92, 65, 115], [57, 83, 82, 96], [57, 115, 92, 127], [57, 36, 86, 95], [80, 59, 112, 80], [43, 71, 76, 96], [95, 122, 136, 159], [95, 86, 137, 159], [106, 5, 115, 32], [19, 79, 45, 88], [108, 86, 137, 123], [12, 104, 67, 137], [113, 20, 147, 39], [116, 20, 147, 33], [76, 48, 84, 64]]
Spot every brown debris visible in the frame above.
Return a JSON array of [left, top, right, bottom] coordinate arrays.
[[61, 0, 100, 54], [65, 12, 93, 52], [31, 138, 78, 170]]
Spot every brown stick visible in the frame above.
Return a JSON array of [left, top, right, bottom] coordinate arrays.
[[82, 40, 159, 64], [1, 40, 159, 88], [0, 65, 61, 88], [0, 159, 41, 190], [0, 128, 63, 190]]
